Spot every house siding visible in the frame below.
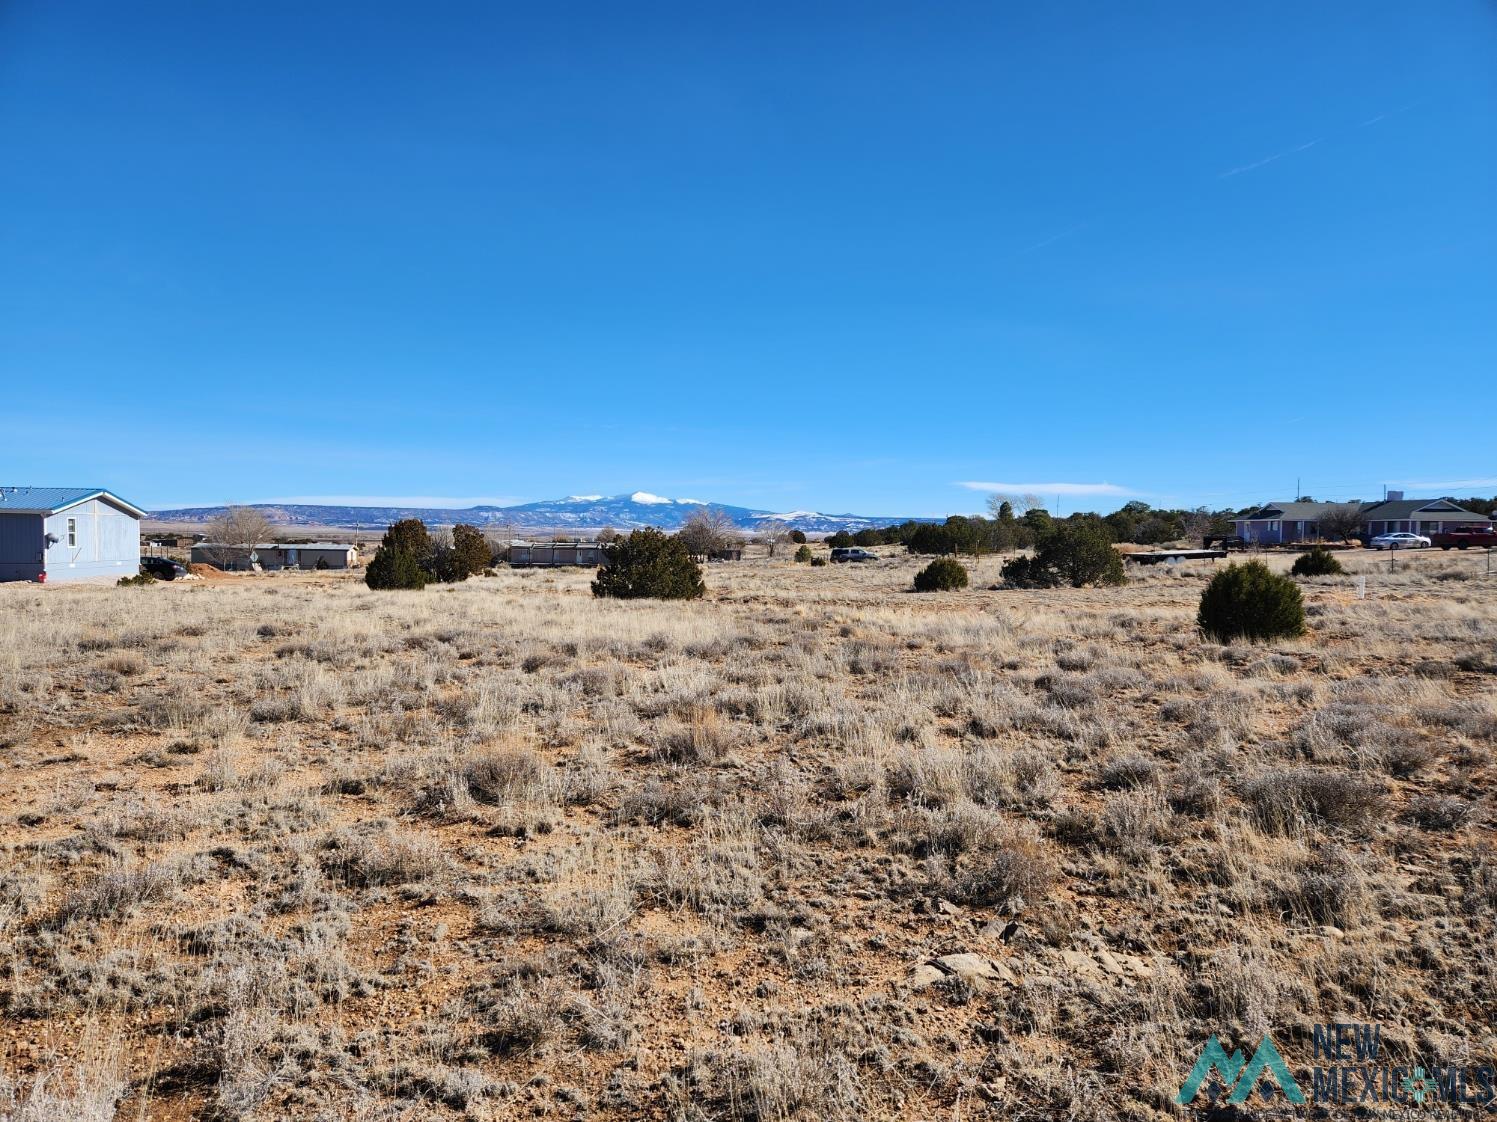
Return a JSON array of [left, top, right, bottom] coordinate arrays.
[[190, 544, 357, 570], [0, 513, 45, 581], [509, 543, 605, 567], [1236, 519, 1284, 545], [40, 498, 140, 582]]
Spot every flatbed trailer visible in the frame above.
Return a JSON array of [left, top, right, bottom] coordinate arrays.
[[1125, 548, 1229, 565]]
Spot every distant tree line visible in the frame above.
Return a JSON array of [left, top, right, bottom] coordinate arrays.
[[806, 498, 1236, 558]]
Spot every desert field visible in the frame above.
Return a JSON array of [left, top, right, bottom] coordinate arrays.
[[1, 549, 1493, 1121]]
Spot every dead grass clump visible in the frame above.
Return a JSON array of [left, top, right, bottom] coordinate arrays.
[[1241, 770, 1384, 835], [949, 826, 1056, 908], [648, 707, 737, 764], [617, 775, 724, 827], [46, 861, 183, 930], [373, 1065, 503, 1112], [248, 695, 302, 723], [649, 814, 763, 919], [1375, 739, 1437, 778], [1274, 849, 1375, 928], [1418, 700, 1497, 742], [1035, 674, 1099, 711], [1099, 754, 1161, 790], [1465, 851, 1497, 916], [884, 749, 963, 808], [1406, 795, 1478, 831], [676, 1028, 867, 1122], [468, 981, 563, 1058], [1198, 946, 1296, 1037], [319, 830, 447, 889], [1166, 764, 1224, 817], [961, 747, 1058, 809], [1295, 701, 1421, 766], [907, 801, 1002, 859], [1096, 790, 1177, 857], [464, 748, 547, 804], [0, 1061, 124, 1122]]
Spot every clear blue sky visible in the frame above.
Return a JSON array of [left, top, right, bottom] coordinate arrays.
[[2, 2, 1494, 515]]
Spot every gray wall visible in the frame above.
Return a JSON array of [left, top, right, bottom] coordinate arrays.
[[0, 513, 44, 581], [190, 544, 357, 570]]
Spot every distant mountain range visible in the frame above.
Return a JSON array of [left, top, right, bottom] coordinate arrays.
[[148, 492, 931, 535]]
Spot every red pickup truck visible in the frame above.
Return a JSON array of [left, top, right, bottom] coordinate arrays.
[[1432, 527, 1497, 549]]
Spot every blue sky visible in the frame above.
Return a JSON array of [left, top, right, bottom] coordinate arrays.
[[2, 2, 1494, 516]]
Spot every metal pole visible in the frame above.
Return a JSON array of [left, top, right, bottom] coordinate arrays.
[[1390, 542, 1395, 573]]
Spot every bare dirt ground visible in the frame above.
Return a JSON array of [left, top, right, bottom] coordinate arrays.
[[1, 548, 1493, 1120]]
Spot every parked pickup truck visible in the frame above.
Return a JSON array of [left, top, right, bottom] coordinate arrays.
[[1432, 527, 1497, 550]]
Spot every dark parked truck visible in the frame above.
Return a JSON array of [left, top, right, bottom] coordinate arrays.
[[1432, 527, 1497, 549]]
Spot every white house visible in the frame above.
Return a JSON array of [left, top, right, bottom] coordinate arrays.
[[0, 486, 146, 583]]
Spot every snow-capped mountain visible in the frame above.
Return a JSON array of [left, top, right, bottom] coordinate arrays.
[[148, 493, 930, 534]]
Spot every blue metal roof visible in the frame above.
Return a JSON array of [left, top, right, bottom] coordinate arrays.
[[0, 487, 147, 518]]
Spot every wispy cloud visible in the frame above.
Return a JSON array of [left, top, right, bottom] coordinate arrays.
[[1219, 138, 1320, 179], [1387, 478, 1497, 492], [956, 481, 1140, 497], [1016, 223, 1089, 255], [255, 495, 529, 508], [1360, 101, 1419, 128]]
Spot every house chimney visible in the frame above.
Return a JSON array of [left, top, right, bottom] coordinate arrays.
[[1386, 490, 1404, 502]]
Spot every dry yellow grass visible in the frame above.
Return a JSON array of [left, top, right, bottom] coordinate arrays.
[[1, 547, 1494, 1120]]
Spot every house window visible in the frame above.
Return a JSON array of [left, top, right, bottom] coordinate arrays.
[[66, 518, 77, 548]]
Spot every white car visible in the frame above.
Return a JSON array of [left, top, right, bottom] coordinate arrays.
[[1369, 532, 1430, 550]]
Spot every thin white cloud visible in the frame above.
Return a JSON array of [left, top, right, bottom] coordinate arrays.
[[1387, 478, 1497, 492], [956, 481, 1140, 496], [1017, 223, 1089, 255], [1219, 138, 1320, 179], [255, 495, 529, 508]]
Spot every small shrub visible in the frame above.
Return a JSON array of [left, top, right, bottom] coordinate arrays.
[[1291, 546, 1344, 577], [1000, 522, 1125, 588], [451, 523, 492, 579], [950, 830, 1055, 908], [117, 573, 156, 587], [464, 750, 546, 804], [1099, 754, 1161, 790], [997, 553, 1048, 588], [1277, 849, 1373, 927], [1241, 769, 1383, 834], [789, 530, 807, 544], [809, 556, 827, 567], [1407, 795, 1476, 831], [383, 518, 432, 560], [1198, 561, 1305, 642], [794, 545, 813, 563], [913, 557, 968, 592], [321, 830, 446, 888], [364, 546, 428, 590], [48, 862, 180, 929], [592, 528, 704, 600]]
